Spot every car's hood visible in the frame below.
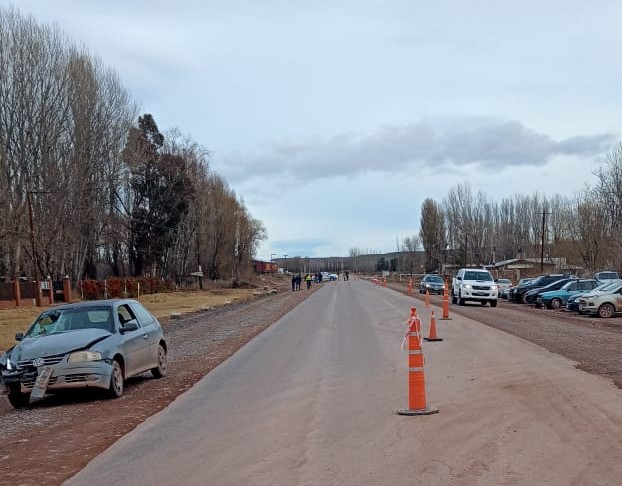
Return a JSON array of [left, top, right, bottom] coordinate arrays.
[[9, 329, 112, 361]]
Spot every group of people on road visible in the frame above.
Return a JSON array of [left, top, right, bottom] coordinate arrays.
[[291, 273, 313, 291]]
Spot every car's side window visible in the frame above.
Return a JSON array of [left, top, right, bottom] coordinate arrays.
[[131, 303, 155, 326], [118, 304, 139, 327]]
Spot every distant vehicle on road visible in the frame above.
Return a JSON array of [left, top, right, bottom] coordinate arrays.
[[419, 274, 445, 294]]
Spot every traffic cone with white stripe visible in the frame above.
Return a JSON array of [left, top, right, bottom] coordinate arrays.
[[398, 308, 439, 416]]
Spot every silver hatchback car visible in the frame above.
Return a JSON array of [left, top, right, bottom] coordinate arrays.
[[0, 299, 168, 408]]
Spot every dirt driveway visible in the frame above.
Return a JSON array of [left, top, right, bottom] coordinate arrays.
[[0, 284, 317, 486]]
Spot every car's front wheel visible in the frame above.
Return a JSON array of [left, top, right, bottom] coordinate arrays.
[[109, 359, 124, 398], [550, 298, 562, 310], [490, 300, 498, 308], [151, 344, 168, 378], [598, 303, 615, 318], [7, 385, 29, 409]]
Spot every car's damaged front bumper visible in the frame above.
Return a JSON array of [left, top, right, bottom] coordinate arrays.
[[1, 360, 114, 396]]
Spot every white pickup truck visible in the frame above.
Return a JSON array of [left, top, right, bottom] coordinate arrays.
[[451, 268, 498, 307]]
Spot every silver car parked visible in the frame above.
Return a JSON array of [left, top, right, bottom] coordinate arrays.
[[0, 299, 168, 408]]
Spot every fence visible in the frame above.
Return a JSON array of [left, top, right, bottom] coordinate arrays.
[[0, 279, 72, 309]]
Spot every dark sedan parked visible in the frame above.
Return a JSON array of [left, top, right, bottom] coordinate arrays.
[[510, 274, 575, 304], [0, 299, 168, 408], [419, 274, 445, 294], [524, 278, 577, 306]]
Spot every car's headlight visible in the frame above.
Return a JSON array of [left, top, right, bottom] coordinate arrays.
[[464, 284, 472, 289], [491, 285, 498, 290], [68, 351, 102, 362], [0, 353, 13, 370]]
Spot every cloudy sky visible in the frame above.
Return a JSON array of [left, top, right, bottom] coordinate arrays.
[[6, 0, 621, 259]]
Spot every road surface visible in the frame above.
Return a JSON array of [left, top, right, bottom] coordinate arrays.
[[65, 279, 622, 486]]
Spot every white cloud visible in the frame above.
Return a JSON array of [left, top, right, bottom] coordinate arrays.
[[216, 119, 617, 188]]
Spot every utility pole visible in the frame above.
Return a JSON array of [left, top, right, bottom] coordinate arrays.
[[27, 191, 42, 307], [540, 204, 552, 272]]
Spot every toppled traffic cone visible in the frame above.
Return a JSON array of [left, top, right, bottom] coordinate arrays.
[[424, 310, 443, 342]]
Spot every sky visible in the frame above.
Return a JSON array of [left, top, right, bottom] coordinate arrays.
[[5, 0, 621, 260]]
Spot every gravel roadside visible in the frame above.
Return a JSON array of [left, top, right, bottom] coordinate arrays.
[[0, 284, 317, 486]]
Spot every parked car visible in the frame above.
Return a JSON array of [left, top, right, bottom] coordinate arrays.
[[565, 281, 622, 312], [567, 281, 622, 312], [523, 278, 576, 306], [578, 285, 622, 318], [419, 274, 445, 294], [0, 299, 168, 409], [451, 268, 498, 307], [536, 279, 599, 309], [494, 278, 513, 299], [594, 270, 621, 282], [510, 274, 575, 304]]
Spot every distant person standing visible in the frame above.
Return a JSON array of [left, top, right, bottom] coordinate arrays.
[[295, 274, 302, 290], [305, 273, 312, 289], [291, 274, 296, 291]]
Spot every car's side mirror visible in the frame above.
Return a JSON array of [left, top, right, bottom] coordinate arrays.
[[457, 276, 462, 281], [121, 320, 139, 333], [15, 332, 23, 341]]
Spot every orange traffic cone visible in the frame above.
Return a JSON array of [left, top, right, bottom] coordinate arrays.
[[398, 309, 439, 416], [441, 279, 451, 320], [424, 310, 443, 342]]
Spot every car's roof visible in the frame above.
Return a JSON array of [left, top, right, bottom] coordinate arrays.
[[46, 299, 139, 311]]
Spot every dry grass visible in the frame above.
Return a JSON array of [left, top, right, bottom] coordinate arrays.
[[0, 288, 266, 351]]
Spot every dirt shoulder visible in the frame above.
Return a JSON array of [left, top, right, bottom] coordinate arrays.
[[0, 284, 318, 486]]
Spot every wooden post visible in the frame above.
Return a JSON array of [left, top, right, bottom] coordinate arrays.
[[14, 279, 20, 307]]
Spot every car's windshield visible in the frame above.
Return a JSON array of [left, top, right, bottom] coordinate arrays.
[[25, 306, 114, 338], [596, 281, 621, 292], [561, 281, 577, 290], [597, 272, 619, 279], [464, 271, 493, 281], [427, 276, 443, 283]]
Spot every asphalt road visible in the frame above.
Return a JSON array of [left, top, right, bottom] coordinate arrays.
[[65, 280, 622, 486]]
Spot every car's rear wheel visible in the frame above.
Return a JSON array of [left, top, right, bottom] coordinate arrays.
[[7, 385, 29, 409], [598, 303, 615, 318], [550, 298, 562, 310], [109, 359, 124, 398], [520, 292, 528, 304], [151, 344, 168, 378]]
